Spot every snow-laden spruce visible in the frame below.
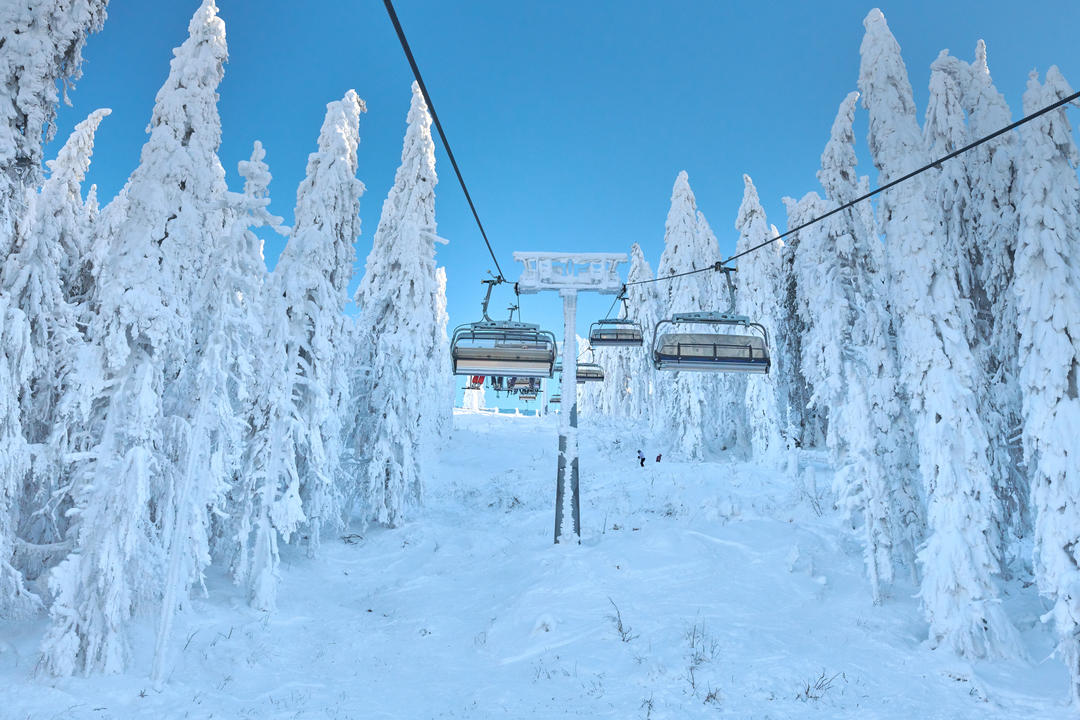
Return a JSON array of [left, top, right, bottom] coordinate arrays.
[[5, 108, 109, 558], [925, 50, 1025, 555], [591, 243, 659, 421], [653, 172, 726, 459], [40, 0, 231, 675], [956, 41, 1027, 536], [0, 109, 111, 623], [774, 205, 820, 450], [793, 91, 920, 603], [734, 176, 784, 463], [152, 140, 283, 685], [270, 86, 365, 563], [1015, 67, 1080, 706], [354, 82, 449, 526], [859, 8, 1017, 658], [0, 0, 107, 258]]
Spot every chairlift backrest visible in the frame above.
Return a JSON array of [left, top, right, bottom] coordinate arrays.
[[451, 321, 557, 378], [588, 318, 644, 347], [652, 312, 770, 374], [575, 362, 605, 383]]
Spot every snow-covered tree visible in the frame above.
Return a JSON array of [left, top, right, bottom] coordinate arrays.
[[270, 89, 365, 558], [734, 175, 784, 462], [4, 109, 109, 560], [433, 266, 454, 435], [41, 0, 231, 674], [925, 51, 1023, 555], [153, 141, 280, 685], [591, 243, 659, 422], [775, 216, 821, 449], [0, 0, 107, 258], [1014, 67, 1080, 705], [859, 8, 1016, 658], [957, 41, 1027, 537], [623, 244, 661, 423], [355, 82, 450, 526], [654, 172, 726, 459], [0, 296, 33, 618], [794, 91, 920, 602]]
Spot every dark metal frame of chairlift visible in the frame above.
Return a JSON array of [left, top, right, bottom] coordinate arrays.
[[652, 311, 771, 374], [450, 279, 557, 379]]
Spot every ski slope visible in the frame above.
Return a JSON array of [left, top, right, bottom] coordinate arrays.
[[0, 410, 1067, 718]]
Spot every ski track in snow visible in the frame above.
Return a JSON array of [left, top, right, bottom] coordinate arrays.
[[0, 410, 1068, 719]]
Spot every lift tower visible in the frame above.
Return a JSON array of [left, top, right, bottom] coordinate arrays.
[[514, 252, 627, 543]]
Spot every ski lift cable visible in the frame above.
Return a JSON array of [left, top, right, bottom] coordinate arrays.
[[625, 87, 1080, 287], [383, 0, 507, 283]]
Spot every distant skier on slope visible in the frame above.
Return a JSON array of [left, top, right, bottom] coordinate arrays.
[[637, 450, 646, 468]]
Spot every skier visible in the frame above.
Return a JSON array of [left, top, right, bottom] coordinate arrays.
[[655, 454, 662, 463], [637, 449, 646, 468]]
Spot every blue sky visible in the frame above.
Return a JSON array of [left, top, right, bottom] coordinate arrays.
[[49, 0, 1080, 402]]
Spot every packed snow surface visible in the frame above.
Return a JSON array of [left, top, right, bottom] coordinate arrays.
[[1, 410, 1066, 718]]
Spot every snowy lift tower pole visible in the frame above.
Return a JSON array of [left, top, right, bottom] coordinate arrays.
[[514, 252, 627, 544]]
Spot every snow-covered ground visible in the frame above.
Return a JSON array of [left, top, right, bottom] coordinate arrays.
[[1, 410, 1067, 718]]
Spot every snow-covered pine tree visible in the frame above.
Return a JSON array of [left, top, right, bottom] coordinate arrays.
[[0, 296, 33, 617], [957, 41, 1027, 537], [859, 8, 1017, 658], [0, 0, 107, 259], [927, 49, 1026, 561], [355, 82, 450, 526], [0, 0, 107, 621], [1014, 67, 1080, 705], [622, 243, 660, 424], [794, 91, 920, 602], [153, 141, 281, 685], [734, 175, 784, 462], [775, 209, 820, 449], [5, 109, 109, 563], [591, 243, 658, 421], [272, 89, 365, 556], [654, 172, 724, 459], [433, 266, 454, 435], [41, 0, 231, 675]]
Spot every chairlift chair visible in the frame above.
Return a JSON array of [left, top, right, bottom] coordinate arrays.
[[450, 279, 558, 378], [553, 360, 605, 384], [652, 312, 770, 374], [575, 362, 605, 383], [588, 318, 644, 347], [588, 289, 644, 347]]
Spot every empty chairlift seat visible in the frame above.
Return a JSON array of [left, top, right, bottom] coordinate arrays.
[[451, 322, 557, 378], [588, 319, 644, 347], [575, 362, 605, 383], [554, 360, 606, 383], [653, 312, 770, 374]]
